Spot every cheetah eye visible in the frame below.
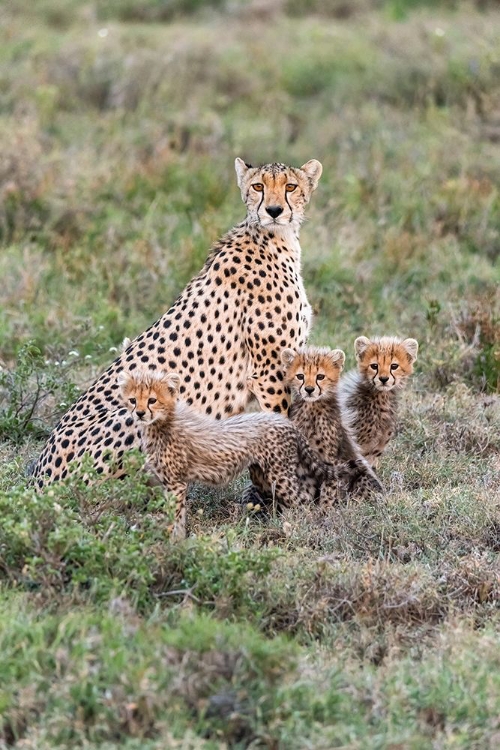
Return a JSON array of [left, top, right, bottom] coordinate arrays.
[[370, 364, 378, 371], [286, 184, 297, 192], [252, 183, 264, 192], [296, 373, 304, 381], [129, 397, 136, 405], [148, 397, 157, 405], [316, 374, 325, 381], [390, 363, 399, 371]]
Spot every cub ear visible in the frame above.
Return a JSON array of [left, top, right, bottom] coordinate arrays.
[[235, 157, 252, 190], [300, 159, 323, 190], [117, 371, 132, 388], [164, 372, 181, 394], [354, 336, 371, 360], [402, 338, 419, 363], [329, 349, 345, 369], [281, 348, 297, 368]]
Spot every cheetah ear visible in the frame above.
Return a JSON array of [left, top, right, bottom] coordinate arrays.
[[354, 336, 371, 360], [300, 159, 323, 190], [163, 372, 180, 394], [117, 371, 132, 389], [402, 338, 418, 363], [281, 348, 297, 368], [235, 157, 252, 189], [329, 349, 345, 369]]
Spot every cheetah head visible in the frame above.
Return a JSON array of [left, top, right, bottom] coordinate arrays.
[[235, 158, 322, 232], [117, 368, 180, 424], [354, 336, 418, 392], [281, 346, 345, 402]]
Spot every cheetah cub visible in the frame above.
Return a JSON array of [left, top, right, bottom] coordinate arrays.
[[118, 368, 340, 539], [281, 346, 384, 503], [338, 336, 418, 468]]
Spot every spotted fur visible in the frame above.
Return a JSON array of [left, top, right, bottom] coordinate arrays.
[[32, 158, 322, 487], [338, 336, 418, 468], [119, 368, 340, 539]]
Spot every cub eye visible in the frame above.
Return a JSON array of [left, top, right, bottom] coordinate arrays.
[[286, 184, 297, 192], [316, 374, 325, 381], [148, 397, 157, 405], [390, 363, 399, 371], [296, 373, 305, 381], [252, 183, 264, 192], [129, 397, 136, 405], [370, 364, 378, 371]]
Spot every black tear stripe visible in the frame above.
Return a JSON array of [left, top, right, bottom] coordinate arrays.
[[285, 191, 294, 223], [257, 190, 265, 217]]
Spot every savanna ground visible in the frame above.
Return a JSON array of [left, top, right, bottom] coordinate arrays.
[[1, 0, 499, 747]]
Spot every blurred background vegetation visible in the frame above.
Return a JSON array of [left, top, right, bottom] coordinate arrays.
[[1, 0, 498, 389], [0, 0, 499, 747]]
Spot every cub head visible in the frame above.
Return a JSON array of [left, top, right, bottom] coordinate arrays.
[[354, 336, 418, 392], [235, 158, 322, 232], [117, 368, 180, 424], [281, 346, 345, 402]]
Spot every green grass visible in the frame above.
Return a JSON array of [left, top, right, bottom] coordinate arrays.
[[0, 0, 499, 746]]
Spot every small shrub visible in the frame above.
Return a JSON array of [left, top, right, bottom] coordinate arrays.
[[0, 466, 280, 615], [0, 341, 79, 444]]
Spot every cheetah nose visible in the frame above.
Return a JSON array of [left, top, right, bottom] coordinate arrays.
[[265, 205, 284, 219], [379, 376, 389, 385], [304, 386, 315, 395], [136, 409, 146, 419]]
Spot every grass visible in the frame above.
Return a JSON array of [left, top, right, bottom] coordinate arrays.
[[0, 0, 499, 746]]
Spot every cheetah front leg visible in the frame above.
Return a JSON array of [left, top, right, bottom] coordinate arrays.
[[266, 446, 304, 509], [245, 464, 270, 507], [318, 480, 340, 508], [270, 471, 303, 508], [246, 367, 291, 415], [167, 480, 189, 540], [244, 367, 292, 505]]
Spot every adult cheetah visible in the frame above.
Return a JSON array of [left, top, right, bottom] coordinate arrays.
[[32, 158, 323, 487]]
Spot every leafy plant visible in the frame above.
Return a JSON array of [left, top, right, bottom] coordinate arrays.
[[0, 341, 79, 443]]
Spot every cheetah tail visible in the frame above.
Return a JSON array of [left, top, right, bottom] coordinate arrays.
[[296, 434, 338, 482]]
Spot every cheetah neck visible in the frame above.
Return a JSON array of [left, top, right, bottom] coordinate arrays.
[[359, 381, 400, 424], [290, 392, 341, 421], [140, 412, 175, 447], [243, 220, 302, 262], [300, 391, 340, 408], [339, 371, 399, 432]]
